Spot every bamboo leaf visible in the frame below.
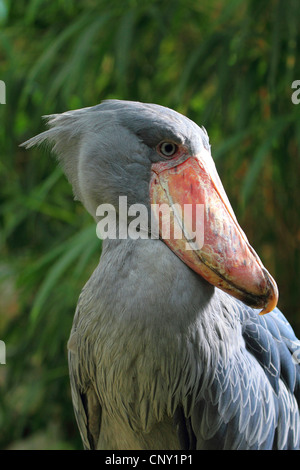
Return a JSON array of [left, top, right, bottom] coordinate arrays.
[[29, 224, 98, 325]]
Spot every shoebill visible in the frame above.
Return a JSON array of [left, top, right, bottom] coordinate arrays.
[[22, 100, 300, 450]]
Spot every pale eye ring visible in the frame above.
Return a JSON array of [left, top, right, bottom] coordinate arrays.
[[159, 141, 178, 157]]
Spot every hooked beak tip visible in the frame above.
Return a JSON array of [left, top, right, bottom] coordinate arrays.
[[259, 270, 279, 315]]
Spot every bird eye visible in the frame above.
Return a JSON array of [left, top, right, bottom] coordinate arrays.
[[159, 142, 178, 157]]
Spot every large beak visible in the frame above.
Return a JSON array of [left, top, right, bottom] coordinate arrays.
[[150, 149, 278, 314]]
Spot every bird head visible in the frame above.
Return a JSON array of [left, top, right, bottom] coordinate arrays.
[[22, 99, 278, 314]]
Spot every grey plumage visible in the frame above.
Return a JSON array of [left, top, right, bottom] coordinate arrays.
[[22, 100, 300, 450]]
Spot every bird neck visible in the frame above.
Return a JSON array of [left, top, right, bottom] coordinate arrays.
[[75, 236, 244, 429], [98, 237, 242, 357]]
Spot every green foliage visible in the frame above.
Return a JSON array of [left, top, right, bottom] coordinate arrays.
[[0, 0, 300, 449]]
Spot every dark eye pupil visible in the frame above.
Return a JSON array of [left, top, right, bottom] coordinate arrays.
[[160, 142, 177, 156], [164, 144, 174, 153]]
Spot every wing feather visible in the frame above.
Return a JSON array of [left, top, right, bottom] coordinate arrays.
[[175, 302, 300, 450]]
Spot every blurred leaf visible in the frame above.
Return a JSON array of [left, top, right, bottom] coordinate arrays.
[[29, 224, 99, 325], [0, 0, 7, 25]]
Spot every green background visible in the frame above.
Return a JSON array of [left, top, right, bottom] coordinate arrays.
[[0, 0, 299, 450]]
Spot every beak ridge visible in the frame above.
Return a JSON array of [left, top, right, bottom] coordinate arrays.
[[150, 151, 278, 314]]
